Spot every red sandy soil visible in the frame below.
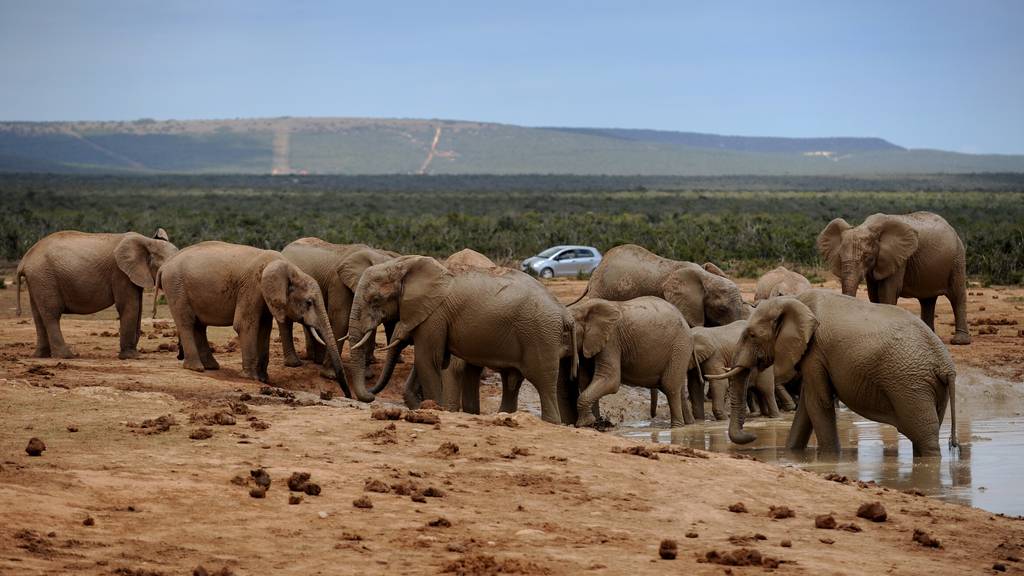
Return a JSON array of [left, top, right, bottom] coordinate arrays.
[[1, 276, 1023, 575]]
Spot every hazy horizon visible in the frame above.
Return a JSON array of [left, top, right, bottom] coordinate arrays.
[[2, 1, 1022, 154]]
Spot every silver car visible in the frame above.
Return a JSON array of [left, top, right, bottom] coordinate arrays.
[[521, 245, 603, 279]]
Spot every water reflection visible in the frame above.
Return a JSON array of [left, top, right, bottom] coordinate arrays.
[[620, 406, 1024, 516]]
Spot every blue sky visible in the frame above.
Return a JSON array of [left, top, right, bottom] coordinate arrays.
[[1, 1, 1022, 153]]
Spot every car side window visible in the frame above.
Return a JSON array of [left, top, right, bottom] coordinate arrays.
[[577, 249, 594, 258], [555, 251, 572, 261]]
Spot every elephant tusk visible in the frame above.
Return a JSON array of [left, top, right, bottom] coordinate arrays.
[[383, 338, 402, 350], [310, 327, 327, 346], [705, 366, 745, 380], [350, 331, 374, 350], [337, 335, 349, 343]]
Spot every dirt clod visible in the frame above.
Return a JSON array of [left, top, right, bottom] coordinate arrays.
[[428, 517, 452, 527], [702, 548, 780, 568], [441, 554, 550, 575], [994, 563, 1007, 572], [419, 399, 441, 410], [769, 505, 795, 519], [685, 532, 699, 538], [421, 486, 445, 498], [288, 495, 302, 505], [658, 539, 678, 560], [728, 502, 748, 513], [25, 437, 46, 456], [83, 516, 95, 526], [364, 478, 390, 493], [250, 468, 271, 490], [371, 407, 404, 420], [839, 522, 863, 532], [303, 482, 321, 496], [66, 425, 78, 433], [353, 496, 373, 509], [612, 445, 659, 459], [128, 415, 176, 434], [249, 487, 266, 498], [405, 410, 440, 425], [189, 428, 213, 440], [781, 539, 792, 548], [287, 472, 311, 491], [437, 442, 460, 457], [857, 501, 888, 522], [815, 514, 837, 529], [912, 529, 942, 548]]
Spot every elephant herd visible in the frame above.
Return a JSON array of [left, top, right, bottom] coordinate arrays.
[[14, 211, 970, 458]]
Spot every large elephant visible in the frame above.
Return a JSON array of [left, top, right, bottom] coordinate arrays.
[[157, 241, 348, 392], [817, 211, 971, 344], [572, 244, 750, 327], [278, 238, 398, 377], [707, 289, 958, 457], [754, 266, 811, 303], [570, 297, 695, 428], [16, 229, 178, 359], [683, 321, 796, 422], [347, 256, 577, 422]]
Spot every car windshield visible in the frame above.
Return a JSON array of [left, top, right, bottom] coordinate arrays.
[[537, 247, 562, 258]]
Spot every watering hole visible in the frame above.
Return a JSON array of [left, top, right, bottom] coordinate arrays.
[[503, 366, 1024, 516]]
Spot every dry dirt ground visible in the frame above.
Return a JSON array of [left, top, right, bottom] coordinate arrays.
[[1, 275, 1023, 575]]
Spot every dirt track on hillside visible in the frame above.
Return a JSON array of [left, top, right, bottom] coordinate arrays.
[[1, 276, 1023, 575]]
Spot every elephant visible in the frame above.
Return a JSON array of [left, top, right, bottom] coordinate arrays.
[[15, 229, 178, 359], [754, 266, 811, 303], [707, 289, 958, 457], [157, 241, 348, 391], [347, 255, 577, 422], [381, 249, 526, 412], [571, 244, 751, 328], [817, 211, 971, 345], [570, 296, 695, 428], [277, 238, 398, 378]]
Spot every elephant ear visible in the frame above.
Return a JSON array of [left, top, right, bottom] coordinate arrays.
[[768, 298, 817, 385], [260, 260, 295, 324], [114, 234, 156, 288], [872, 217, 919, 280], [816, 218, 851, 277], [691, 330, 715, 367], [153, 228, 170, 242], [580, 300, 621, 359], [393, 257, 453, 342], [662, 267, 705, 326], [702, 262, 729, 279], [339, 249, 391, 291]]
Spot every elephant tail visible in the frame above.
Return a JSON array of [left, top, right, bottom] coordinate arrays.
[[151, 269, 163, 319], [566, 282, 590, 307], [942, 370, 959, 451], [15, 262, 25, 316], [649, 388, 658, 418]]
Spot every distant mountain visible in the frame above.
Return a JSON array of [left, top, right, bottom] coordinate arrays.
[[0, 117, 1021, 175]]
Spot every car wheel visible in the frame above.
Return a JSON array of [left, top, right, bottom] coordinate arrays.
[[540, 267, 554, 279]]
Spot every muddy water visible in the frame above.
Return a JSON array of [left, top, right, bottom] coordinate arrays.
[[615, 368, 1024, 516]]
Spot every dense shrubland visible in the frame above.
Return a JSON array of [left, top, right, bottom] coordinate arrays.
[[1, 173, 1021, 283]]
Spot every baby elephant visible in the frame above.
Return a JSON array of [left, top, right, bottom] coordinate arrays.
[[158, 241, 348, 391], [754, 266, 811, 303], [570, 296, 695, 428], [16, 229, 178, 359]]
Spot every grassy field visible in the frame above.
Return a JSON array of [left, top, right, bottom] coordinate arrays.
[[1, 173, 1022, 284]]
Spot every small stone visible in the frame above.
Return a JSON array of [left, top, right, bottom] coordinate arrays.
[[289, 495, 302, 505], [912, 529, 941, 548], [769, 505, 795, 519], [658, 539, 678, 560], [353, 496, 373, 509], [815, 514, 837, 529], [364, 478, 390, 493], [83, 516, 95, 526], [781, 539, 792, 548], [304, 482, 321, 496], [994, 563, 1007, 572], [728, 502, 748, 513], [288, 472, 311, 491], [25, 437, 46, 456], [685, 532, 699, 538], [318, 511, 329, 519], [820, 537, 835, 545], [250, 468, 271, 490], [856, 501, 887, 522], [428, 517, 452, 528], [249, 487, 266, 498], [190, 428, 213, 440]]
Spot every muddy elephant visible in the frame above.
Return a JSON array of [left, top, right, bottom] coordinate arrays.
[[570, 297, 694, 428], [754, 266, 811, 303], [572, 244, 750, 327], [347, 256, 577, 422], [157, 241, 348, 391], [708, 289, 958, 457], [384, 249, 526, 413], [817, 211, 970, 344], [278, 238, 398, 379], [15, 229, 178, 359]]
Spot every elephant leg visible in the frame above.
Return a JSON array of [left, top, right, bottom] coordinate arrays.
[[460, 363, 483, 414], [919, 296, 937, 332], [892, 390, 942, 457], [948, 278, 971, 345], [785, 396, 813, 450], [575, 355, 617, 427], [441, 358, 464, 411], [402, 365, 422, 408], [798, 364, 839, 454], [115, 288, 143, 359], [29, 297, 52, 358], [499, 369, 522, 413], [663, 359, 694, 427], [38, 303, 73, 359], [177, 314, 205, 372], [303, 325, 325, 364], [757, 371, 780, 418], [256, 316, 272, 383], [238, 320, 263, 381], [384, 321, 403, 363], [875, 276, 902, 305], [866, 277, 880, 303], [746, 390, 761, 417], [193, 323, 220, 370], [411, 340, 444, 406], [776, 383, 797, 412], [687, 369, 705, 421], [710, 378, 728, 421], [279, 319, 303, 367]]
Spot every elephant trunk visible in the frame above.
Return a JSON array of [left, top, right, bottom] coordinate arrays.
[[370, 334, 408, 394], [346, 330, 378, 403], [728, 368, 758, 445], [840, 261, 862, 297], [314, 300, 351, 399]]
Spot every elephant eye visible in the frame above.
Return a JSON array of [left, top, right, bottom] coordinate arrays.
[[305, 298, 314, 308]]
